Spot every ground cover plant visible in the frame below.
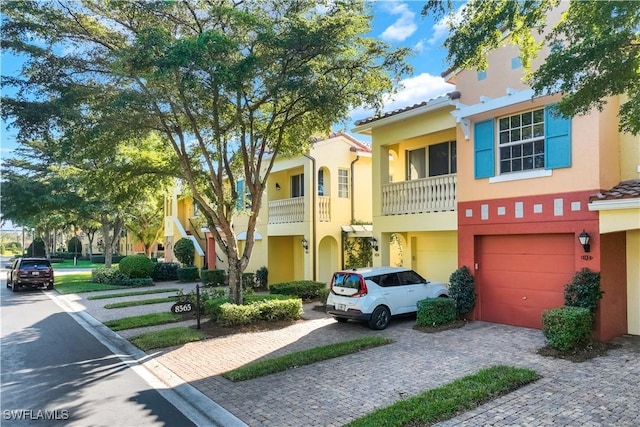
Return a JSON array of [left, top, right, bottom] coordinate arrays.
[[104, 296, 179, 309], [87, 288, 180, 300], [345, 365, 539, 427], [55, 272, 127, 294], [130, 327, 205, 351], [223, 336, 393, 382], [104, 313, 183, 331]]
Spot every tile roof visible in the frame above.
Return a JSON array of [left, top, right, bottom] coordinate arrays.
[[354, 92, 460, 127], [589, 179, 640, 202]]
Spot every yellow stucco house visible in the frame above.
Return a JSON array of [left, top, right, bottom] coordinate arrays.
[[163, 132, 374, 286]]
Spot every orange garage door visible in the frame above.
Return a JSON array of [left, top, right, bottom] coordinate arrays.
[[477, 234, 575, 329]]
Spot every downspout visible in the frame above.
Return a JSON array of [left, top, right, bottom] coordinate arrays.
[[349, 146, 360, 224], [303, 153, 317, 281]]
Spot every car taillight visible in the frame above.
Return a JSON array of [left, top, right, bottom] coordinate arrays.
[[351, 276, 368, 297]]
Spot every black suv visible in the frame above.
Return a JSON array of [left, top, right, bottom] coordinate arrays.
[[6, 257, 54, 291]]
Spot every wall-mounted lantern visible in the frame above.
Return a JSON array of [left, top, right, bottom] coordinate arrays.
[[301, 238, 309, 253], [578, 230, 591, 253], [369, 237, 379, 252], [275, 183, 281, 190]]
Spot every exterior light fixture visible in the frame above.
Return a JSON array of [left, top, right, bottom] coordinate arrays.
[[578, 230, 591, 253], [301, 238, 309, 252], [275, 183, 281, 190], [369, 237, 379, 252]]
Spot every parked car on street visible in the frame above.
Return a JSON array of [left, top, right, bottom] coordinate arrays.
[[326, 266, 449, 330], [6, 257, 54, 292]]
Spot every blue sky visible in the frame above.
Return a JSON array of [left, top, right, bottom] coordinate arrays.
[[0, 0, 457, 158]]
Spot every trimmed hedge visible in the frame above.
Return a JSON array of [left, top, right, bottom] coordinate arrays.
[[269, 281, 327, 300], [91, 267, 154, 287], [90, 255, 125, 264], [416, 298, 457, 327], [542, 306, 593, 351], [448, 266, 476, 317], [218, 298, 303, 326], [177, 266, 200, 282], [203, 294, 294, 322], [151, 262, 179, 281], [119, 255, 154, 279]]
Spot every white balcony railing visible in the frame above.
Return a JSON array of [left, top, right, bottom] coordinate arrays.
[[382, 174, 457, 215], [268, 196, 332, 224], [268, 197, 304, 224]]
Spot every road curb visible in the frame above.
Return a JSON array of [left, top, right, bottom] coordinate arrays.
[[49, 291, 248, 427]]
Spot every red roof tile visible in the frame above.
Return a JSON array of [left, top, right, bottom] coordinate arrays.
[[589, 179, 640, 202]]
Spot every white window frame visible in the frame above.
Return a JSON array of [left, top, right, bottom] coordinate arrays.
[[497, 108, 545, 175], [338, 169, 349, 198]]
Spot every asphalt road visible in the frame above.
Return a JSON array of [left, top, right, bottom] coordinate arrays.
[[1, 273, 198, 427]]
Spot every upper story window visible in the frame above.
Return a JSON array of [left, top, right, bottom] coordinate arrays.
[[498, 108, 545, 173], [338, 169, 349, 198], [407, 142, 457, 179], [474, 104, 571, 180], [318, 169, 324, 196], [291, 173, 304, 198]]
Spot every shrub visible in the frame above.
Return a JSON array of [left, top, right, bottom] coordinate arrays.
[[218, 298, 303, 326], [177, 266, 200, 282], [416, 298, 457, 327], [318, 288, 330, 305], [26, 238, 46, 257], [201, 269, 226, 286], [173, 238, 195, 266], [564, 268, 603, 314], [151, 262, 179, 281], [269, 281, 327, 300], [91, 267, 153, 287], [255, 266, 268, 289], [242, 273, 256, 289], [542, 306, 593, 351], [67, 236, 83, 254], [119, 255, 154, 279], [203, 294, 296, 322], [448, 266, 476, 317], [89, 255, 125, 264]]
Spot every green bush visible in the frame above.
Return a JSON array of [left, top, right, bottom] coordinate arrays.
[[177, 266, 200, 282], [416, 298, 457, 327], [26, 238, 46, 257], [448, 266, 476, 317], [242, 273, 256, 289], [173, 238, 195, 266], [318, 288, 330, 305], [67, 236, 83, 254], [542, 306, 593, 352], [151, 262, 179, 281], [201, 269, 226, 286], [91, 266, 153, 287], [269, 281, 327, 300], [218, 298, 303, 326], [564, 268, 603, 314], [203, 294, 295, 322], [119, 255, 154, 279], [255, 266, 268, 289]]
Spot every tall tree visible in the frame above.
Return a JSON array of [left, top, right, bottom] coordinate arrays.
[[2, 0, 410, 303], [423, 0, 640, 135]]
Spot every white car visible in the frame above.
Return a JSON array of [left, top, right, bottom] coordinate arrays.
[[326, 266, 449, 330]]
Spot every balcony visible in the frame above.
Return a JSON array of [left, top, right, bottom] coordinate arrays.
[[268, 196, 332, 224], [382, 174, 457, 215]]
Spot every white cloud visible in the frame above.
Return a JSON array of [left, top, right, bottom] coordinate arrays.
[[347, 72, 455, 126], [379, 2, 417, 43], [427, 3, 466, 46]]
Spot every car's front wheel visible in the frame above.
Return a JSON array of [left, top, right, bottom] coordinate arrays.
[[46, 283, 54, 290], [368, 306, 390, 330], [11, 282, 19, 292]]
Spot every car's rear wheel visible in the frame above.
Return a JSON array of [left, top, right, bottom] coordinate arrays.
[[368, 306, 390, 330], [334, 317, 348, 323]]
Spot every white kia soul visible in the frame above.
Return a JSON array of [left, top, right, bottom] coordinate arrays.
[[326, 266, 449, 330]]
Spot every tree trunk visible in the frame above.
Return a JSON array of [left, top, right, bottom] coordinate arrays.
[[226, 250, 243, 305]]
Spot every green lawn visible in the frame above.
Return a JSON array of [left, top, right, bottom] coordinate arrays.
[[88, 288, 180, 300], [104, 312, 183, 331], [345, 365, 539, 427], [54, 272, 127, 294], [53, 259, 103, 269], [104, 296, 179, 309], [223, 336, 393, 382], [130, 327, 206, 351]]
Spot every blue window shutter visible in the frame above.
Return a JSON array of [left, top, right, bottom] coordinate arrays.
[[236, 180, 244, 210], [474, 119, 495, 178], [545, 105, 571, 169]]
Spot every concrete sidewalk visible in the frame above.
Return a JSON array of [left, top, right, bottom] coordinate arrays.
[[58, 283, 640, 427]]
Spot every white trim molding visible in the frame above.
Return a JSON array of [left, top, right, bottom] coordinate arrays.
[[588, 198, 640, 211], [489, 169, 552, 183]]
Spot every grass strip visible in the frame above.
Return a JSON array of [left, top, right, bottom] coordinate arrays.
[[104, 312, 183, 331], [55, 272, 127, 294], [104, 296, 179, 309], [345, 365, 539, 427], [223, 336, 393, 382], [88, 288, 180, 300], [130, 327, 205, 351]]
